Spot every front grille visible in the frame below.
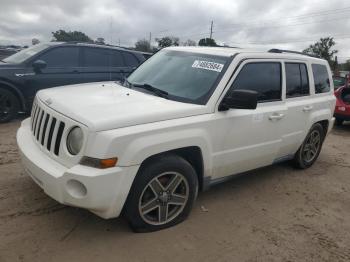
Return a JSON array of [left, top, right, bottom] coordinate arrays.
[[31, 100, 66, 156]]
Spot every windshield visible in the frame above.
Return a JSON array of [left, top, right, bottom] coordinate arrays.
[[3, 44, 50, 64], [127, 50, 231, 104]]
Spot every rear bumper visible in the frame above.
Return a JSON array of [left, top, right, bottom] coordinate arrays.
[[334, 113, 350, 121], [17, 118, 140, 219]]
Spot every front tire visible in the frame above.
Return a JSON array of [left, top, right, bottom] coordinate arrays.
[[293, 123, 325, 169], [0, 88, 20, 123], [124, 154, 198, 232]]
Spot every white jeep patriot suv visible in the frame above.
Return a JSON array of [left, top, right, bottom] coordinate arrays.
[[17, 47, 335, 232]]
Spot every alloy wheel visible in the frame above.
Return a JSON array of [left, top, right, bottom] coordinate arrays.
[[138, 172, 189, 225], [302, 130, 321, 163]]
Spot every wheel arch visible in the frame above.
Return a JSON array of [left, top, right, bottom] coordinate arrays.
[[0, 80, 26, 111], [137, 146, 205, 191]]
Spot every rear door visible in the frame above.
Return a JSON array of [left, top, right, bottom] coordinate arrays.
[[277, 61, 312, 158], [80, 47, 129, 83]]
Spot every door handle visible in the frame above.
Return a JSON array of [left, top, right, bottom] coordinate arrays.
[[269, 113, 284, 121], [303, 105, 313, 112]]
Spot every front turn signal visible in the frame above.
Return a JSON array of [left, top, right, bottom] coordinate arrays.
[[80, 157, 118, 169]]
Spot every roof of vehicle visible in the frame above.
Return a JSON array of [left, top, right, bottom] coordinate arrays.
[[50, 41, 146, 54], [166, 46, 326, 63]]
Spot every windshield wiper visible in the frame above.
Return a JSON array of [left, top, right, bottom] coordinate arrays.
[[132, 83, 169, 99]]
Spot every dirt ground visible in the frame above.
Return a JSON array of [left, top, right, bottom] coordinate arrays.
[[0, 120, 350, 262]]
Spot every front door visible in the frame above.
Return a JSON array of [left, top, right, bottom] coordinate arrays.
[[23, 46, 82, 103], [213, 60, 287, 178]]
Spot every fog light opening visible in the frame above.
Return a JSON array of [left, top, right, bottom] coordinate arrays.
[[66, 179, 87, 199]]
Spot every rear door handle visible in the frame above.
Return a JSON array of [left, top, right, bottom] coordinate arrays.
[[303, 105, 313, 112], [269, 113, 284, 121]]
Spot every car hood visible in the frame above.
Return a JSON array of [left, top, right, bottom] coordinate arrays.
[[0, 61, 23, 69], [37, 82, 208, 131]]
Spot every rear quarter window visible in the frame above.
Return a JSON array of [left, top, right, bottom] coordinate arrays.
[[312, 64, 330, 94]]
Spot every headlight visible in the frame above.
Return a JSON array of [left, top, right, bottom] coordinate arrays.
[[67, 126, 84, 155]]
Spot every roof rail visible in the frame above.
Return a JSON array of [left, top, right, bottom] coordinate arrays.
[[268, 48, 320, 58]]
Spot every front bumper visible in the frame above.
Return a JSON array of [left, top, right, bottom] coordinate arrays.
[[17, 119, 140, 219]]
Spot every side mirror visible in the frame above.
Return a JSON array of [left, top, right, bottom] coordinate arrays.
[[32, 60, 47, 72], [219, 89, 258, 111]]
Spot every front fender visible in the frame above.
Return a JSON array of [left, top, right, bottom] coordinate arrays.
[[85, 126, 213, 178]]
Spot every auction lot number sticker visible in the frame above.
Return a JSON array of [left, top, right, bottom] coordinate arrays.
[[192, 60, 224, 72]]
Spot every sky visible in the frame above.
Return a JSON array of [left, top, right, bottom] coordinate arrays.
[[1, 0, 350, 61]]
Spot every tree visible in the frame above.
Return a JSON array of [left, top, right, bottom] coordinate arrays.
[[135, 39, 151, 52], [155, 36, 179, 48], [183, 39, 197, 46], [95, 37, 105, 45], [303, 37, 338, 66], [198, 38, 217, 47], [52, 30, 93, 42], [32, 38, 40, 45]]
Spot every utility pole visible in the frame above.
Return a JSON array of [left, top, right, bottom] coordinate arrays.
[[149, 32, 152, 49], [210, 20, 213, 40]]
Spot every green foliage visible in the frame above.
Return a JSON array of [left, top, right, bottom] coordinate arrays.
[[198, 38, 217, 47], [183, 39, 197, 46], [52, 30, 93, 43], [155, 36, 179, 48], [303, 37, 338, 66], [135, 39, 151, 52], [95, 38, 105, 45]]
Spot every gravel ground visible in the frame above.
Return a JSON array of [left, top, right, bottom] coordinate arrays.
[[0, 120, 350, 262]]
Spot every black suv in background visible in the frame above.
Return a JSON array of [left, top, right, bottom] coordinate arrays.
[[0, 42, 148, 122]]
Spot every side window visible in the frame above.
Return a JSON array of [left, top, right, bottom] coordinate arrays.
[[285, 63, 309, 98], [83, 48, 125, 67], [111, 51, 124, 67], [123, 52, 139, 67], [312, 64, 330, 93], [230, 62, 282, 102], [38, 47, 79, 67], [84, 48, 111, 67]]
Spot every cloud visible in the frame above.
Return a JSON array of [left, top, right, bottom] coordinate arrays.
[[0, 0, 349, 60]]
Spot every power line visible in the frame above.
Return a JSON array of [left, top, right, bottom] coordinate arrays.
[[225, 35, 350, 46], [153, 6, 350, 39], [217, 6, 350, 28], [176, 16, 350, 39]]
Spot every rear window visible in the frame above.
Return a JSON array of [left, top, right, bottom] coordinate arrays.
[[231, 62, 282, 102], [312, 64, 330, 93], [285, 63, 309, 98]]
